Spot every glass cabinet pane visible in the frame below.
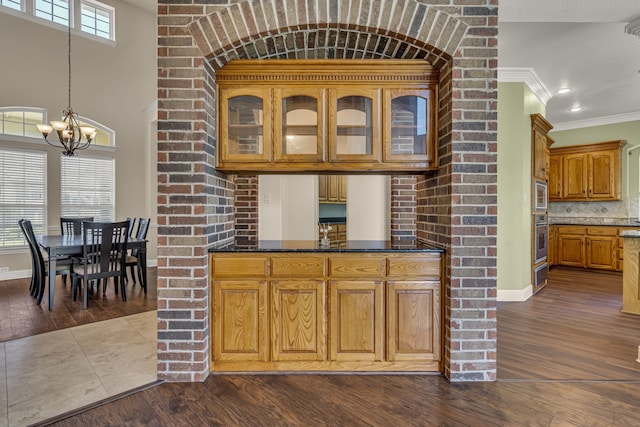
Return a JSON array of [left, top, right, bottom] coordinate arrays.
[[390, 95, 428, 155], [227, 95, 264, 155], [336, 96, 373, 155], [282, 95, 319, 155]]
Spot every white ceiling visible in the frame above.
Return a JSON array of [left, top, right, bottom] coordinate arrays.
[[130, 0, 640, 130], [499, 0, 640, 130]]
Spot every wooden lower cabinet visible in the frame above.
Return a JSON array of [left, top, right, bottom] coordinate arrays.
[[553, 225, 631, 272], [210, 252, 442, 373]]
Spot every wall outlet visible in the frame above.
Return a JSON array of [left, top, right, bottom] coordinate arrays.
[[0, 267, 9, 273]]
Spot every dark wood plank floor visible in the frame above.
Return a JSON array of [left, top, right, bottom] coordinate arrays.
[[46, 266, 640, 426], [498, 266, 640, 380], [0, 268, 156, 342]]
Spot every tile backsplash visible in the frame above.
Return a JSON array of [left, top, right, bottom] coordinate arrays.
[[549, 197, 639, 224]]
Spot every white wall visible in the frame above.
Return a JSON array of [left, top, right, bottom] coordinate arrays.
[[0, 2, 156, 276], [347, 175, 390, 240], [259, 175, 318, 240]]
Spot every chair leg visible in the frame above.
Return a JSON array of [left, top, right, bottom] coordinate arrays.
[[120, 276, 127, 302], [129, 265, 137, 284], [72, 277, 78, 301], [83, 278, 88, 309]]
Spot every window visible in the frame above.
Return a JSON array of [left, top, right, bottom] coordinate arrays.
[[0, 149, 46, 249], [0, 107, 46, 139], [34, 0, 69, 26], [80, 0, 113, 40], [61, 155, 114, 221], [0, 0, 21, 11], [0, 0, 115, 41], [77, 116, 115, 147]]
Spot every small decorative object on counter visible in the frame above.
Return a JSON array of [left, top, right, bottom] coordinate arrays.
[[319, 223, 332, 246]]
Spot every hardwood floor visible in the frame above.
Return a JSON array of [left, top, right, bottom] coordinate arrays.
[[0, 268, 157, 343], [44, 266, 640, 426], [498, 266, 640, 380]]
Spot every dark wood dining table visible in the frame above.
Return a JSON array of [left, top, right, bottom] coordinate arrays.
[[35, 234, 148, 311]]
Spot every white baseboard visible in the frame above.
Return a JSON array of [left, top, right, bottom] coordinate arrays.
[[0, 259, 158, 282], [497, 285, 533, 302]]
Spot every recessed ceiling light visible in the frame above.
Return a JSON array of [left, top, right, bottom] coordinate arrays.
[[557, 88, 571, 94], [569, 106, 582, 112]]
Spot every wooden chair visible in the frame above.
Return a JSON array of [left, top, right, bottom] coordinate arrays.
[[71, 221, 129, 309], [19, 219, 73, 304], [125, 218, 150, 290], [126, 217, 136, 238], [60, 216, 94, 236]]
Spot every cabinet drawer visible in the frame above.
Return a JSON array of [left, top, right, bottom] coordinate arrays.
[[212, 256, 268, 277], [558, 226, 586, 235], [271, 256, 324, 277], [328, 257, 384, 278], [587, 227, 617, 236], [387, 256, 441, 278]]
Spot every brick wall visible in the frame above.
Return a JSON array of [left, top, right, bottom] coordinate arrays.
[[158, 0, 497, 382], [391, 175, 417, 241]]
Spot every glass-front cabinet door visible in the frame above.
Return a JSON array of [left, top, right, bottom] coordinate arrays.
[[383, 89, 436, 164], [328, 88, 380, 162], [219, 87, 272, 163], [274, 88, 324, 163]]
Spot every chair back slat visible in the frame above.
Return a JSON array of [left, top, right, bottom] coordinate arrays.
[[61, 217, 94, 236], [82, 221, 129, 279]]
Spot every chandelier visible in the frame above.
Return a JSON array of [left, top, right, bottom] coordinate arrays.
[[37, 25, 96, 156]]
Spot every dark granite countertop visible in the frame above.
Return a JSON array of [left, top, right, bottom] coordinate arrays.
[[209, 239, 445, 253], [549, 217, 640, 227], [318, 217, 347, 224]]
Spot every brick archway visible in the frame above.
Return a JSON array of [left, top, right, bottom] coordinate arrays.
[[157, 0, 498, 382]]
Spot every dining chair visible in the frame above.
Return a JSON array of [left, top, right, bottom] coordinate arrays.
[[19, 219, 73, 304], [126, 217, 136, 238], [60, 216, 94, 236], [125, 217, 150, 290], [71, 220, 129, 309]]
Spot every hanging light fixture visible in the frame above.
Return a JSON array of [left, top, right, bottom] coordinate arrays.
[[37, 25, 96, 156]]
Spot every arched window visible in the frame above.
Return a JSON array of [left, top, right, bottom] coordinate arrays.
[[0, 107, 47, 139], [77, 116, 115, 148]]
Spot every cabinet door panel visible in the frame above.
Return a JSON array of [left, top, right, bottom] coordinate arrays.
[[328, 88, 380, 162], [273, 88, 324, 163], [383, 88, 437, 165], [558, 234, 585, 267], [586, 236, 617, 270], [329, 280, 384, 361], [548, 156, 562, 200], [386, 281, 440, 362], [563, 154, 587, 199], [219, 87, 272, 163], [213, 280, 268, 362], [271, 280, 326, 361], [589, 151, 615, 199]]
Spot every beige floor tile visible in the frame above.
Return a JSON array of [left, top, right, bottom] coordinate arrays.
[[98, 358, 157, 396], [7, 357, 108, 427], [4, 330, 83, 378], [123, 311, 157, 337], [0, 378, 7, 427], [71, 321, 153, 359]]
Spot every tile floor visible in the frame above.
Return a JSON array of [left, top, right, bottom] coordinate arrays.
[[0, 310, 157, 426]]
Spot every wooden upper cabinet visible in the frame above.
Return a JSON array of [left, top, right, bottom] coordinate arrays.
[[550, 140, 626, 201], [563, 153, 588, 199], [328, 88, 380, 162], [274, 87, 324, 163], [216, 59, 439, 173], [548, 156, 562, 200], [531, 114, 553, 180], [218, 87, 272, 163], [384, 89, 437, 167]]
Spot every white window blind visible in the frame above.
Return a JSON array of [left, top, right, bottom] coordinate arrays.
[[0, 149, 46, 248], [61, 155, 114, 221]]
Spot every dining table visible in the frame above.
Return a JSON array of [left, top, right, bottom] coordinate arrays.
[[35, 234, 148, 311]]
